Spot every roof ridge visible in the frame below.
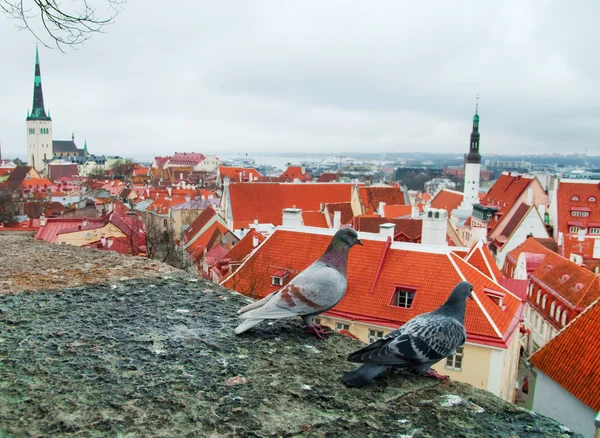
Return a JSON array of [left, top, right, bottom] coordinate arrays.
[[448, 253, 503, 338]]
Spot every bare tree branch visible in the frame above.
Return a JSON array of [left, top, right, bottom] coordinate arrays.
[[1, 0, 125, 51]]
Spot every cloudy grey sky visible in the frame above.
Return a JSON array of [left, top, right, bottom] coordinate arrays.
[[1, 0, 599, 161]]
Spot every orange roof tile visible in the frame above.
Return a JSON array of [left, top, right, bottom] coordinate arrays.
[[430, 189, 463, 214], [222, 228, 522, 347], [227, 182, 354, 229], [19, 178, 53, 189], [383, 204, 413, 218], [183, 207, 216, 243], [465, 241, 504, 282], [530, 300, 600, 411], [280, 165, 312, 182], [186, 222, 229, 259], [146, 196, 187, 215], [480, 174, 534, 233], [219, 166, 263, 182], [224, 229, 266, 263], [359, 187, 406, 215], [324, 202, 354, 226], [301, 210, 328, 228]]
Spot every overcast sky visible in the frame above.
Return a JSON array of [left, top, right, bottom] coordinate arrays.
[[1, 1, 599, 161]]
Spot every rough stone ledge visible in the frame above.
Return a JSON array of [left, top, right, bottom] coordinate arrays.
[[0, 277, 579, 437]]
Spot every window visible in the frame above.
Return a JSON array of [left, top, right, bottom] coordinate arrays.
[[534, 313, 540, 331], [590, 228, 600, 235], [368, 329, 384, 344], [392, 288, 416, 308], [536, 290, 541, 304], [313, 318, 321, 325], [571, 211, 590, 217], [572, 196, 579, 201], [561, 312, 567, 326], [550, 301, 556, 318], [541, 295, 547, 309], [163, 219, 168, 227], [569, 226, 580, 233], [445, 346, 464, 371], [555, 306, 562, 322], [335, 322, 350, 331], [589, 197, 596, 202], [528, 284, 534, 297], [272, 276, 284, 286]]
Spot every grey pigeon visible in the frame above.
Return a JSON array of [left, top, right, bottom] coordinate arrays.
[[234, 227, 362, 339], [342, 281, 473, 387]]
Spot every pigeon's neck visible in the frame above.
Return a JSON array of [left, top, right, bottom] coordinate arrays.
[[434, 295, 467, 323], [320, 241, 350, 276]]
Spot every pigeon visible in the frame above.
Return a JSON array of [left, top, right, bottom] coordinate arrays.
[[234, 227, 362, 339], [342, 281, 474, 387]]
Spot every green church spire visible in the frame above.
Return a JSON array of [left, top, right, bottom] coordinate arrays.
[[26, 46, 51, 121]]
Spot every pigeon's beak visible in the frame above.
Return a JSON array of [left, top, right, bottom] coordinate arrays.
[[355, 239, 363, 246], [469, 290, 474, 300]]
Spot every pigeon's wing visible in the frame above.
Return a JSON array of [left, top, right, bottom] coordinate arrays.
[[348, 314, 465, 365], [239, 261, 346, 320], [390, 315, 466, 363]]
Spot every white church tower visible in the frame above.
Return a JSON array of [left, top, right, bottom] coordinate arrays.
[[459, 102, 481, 211], [26, 46, 53, 172]]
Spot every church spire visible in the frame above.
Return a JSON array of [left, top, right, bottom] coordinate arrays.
[[466, 96, 481, 164], [26, 45, 51, 121]]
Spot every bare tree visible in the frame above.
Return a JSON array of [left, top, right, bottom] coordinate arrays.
[[110, 158, 136, 181], [1, 0, 125, 51]]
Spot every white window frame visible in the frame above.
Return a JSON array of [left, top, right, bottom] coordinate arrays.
[[393, 288, 416, 308], [445, 346, 464, 371], [589, 228, 600, 235], [541, 295, 547, 309], [550, 301, 555, 318], [271, 276, 284, 286], [335, 322, 350, 332], [569, 226, 580, 233], [368, 329, 384, 344]]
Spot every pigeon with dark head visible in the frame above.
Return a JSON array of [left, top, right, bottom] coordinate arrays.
[[234, 227, 362, 339], [342, 281, 474, 387]]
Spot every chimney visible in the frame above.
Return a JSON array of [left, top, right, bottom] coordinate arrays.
[[421, 208, 448, 246], [82, 217, 89, 227], [167, 186, 172, 197], [239, 172, 243, 182], [185, 194, 191, 202], [201, 195, 206, 200], [333, 211, 342, 229], [39, 214, 46, 227], [101, 234, 106, 247], [379, 222, 395, 239], [378, 202, 386, 217], [252, 234, 259, 248], [282, 206, 303, 228], [301, 165, 306, 175], [146, 188, 150, 197], [411, 205, 419, 219]]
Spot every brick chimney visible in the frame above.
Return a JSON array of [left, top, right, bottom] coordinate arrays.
[[282, 206, 303, 228], [421, 208, 448, 246], [333, 210, 342, 229], [379, 222, 395, 239]]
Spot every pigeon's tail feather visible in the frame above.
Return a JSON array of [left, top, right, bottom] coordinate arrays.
[[342, 364, 390, 387], [238, 292, 276, 314], [234, 318, 264, 335]]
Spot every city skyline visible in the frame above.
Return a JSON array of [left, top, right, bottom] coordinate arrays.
[[1, 1, 600, 161]]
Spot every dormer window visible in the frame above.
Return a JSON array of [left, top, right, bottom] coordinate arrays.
[[561, 274, 570, 282], [589, 197, 596, 202], [541, 295, 547, 309], [550, 301, 556, 317], [391, 287, 416, 308], [271, 269, 289, 286], [484, 288, 506, 309], [561, 312, 567, 326], [572, 196, 579, 201], [573, 283, 584, 291]]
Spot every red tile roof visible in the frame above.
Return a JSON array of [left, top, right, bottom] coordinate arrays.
[[317, 172, 341, 183], [169, 152, 206, 166], [219, 166, 263, 183], [227, 182, 354, 229], [530, 300, 600, 411], [48, 164, 79, 181], [480, 174, 534, 233], [186, 222, 229, 260], [20, 178, 53, 189], [383, 204, 413, 218], [301, 210, 328, 228], [183, 207, 216, 243], [280, 165, 312, 182], [133, 167, 149, 176], [496, 203, 531, 238], [35, 217, 106, 243], [224, 229, 265, 263], [556, 180, 600, 236], [465, 241, 504, 282], [222, 228, 522, 347], [358, 187, 406, 214], [146, 196, 187, 215], [324, 202, 354, 227], [430, 189, 463, 214]]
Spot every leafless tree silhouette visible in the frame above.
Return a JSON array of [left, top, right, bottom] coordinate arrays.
[[1, 0, 125, 51]]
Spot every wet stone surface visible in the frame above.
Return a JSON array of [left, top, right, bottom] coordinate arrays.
[[0, 278, 580, 437]]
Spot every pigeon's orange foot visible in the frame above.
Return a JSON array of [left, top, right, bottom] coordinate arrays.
[[422, 369, 450, 380], [304, 324, 333, 340]]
